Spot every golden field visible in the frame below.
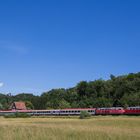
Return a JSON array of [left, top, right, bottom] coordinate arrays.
[[0, 116, 140, 140]]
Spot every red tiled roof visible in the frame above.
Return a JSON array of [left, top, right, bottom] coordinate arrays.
[[12, 102, 27, 110]]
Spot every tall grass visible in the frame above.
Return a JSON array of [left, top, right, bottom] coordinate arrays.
[[0, 116, 139, 140]]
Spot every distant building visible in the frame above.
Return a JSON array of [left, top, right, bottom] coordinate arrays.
[[10, 102, 27, 110]]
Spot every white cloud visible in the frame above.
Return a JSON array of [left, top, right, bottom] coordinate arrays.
[[0, 82, 4, 88]]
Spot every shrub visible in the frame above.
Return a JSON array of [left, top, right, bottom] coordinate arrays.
[[4, 112, 31, 118], [79, 111, 91, 119], [4, 114, 16, 118], [15, 112, 31, 118]]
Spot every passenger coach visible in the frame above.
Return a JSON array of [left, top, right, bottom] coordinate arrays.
[[60, 108, 96, 115]]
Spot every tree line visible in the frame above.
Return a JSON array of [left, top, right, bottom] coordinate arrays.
[[0, 72, 140, 110]]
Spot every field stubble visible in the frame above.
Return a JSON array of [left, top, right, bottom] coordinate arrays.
[[0, 116, 139, 140]]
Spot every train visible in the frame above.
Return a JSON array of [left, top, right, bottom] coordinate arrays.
[[0, 106, 140, 116]]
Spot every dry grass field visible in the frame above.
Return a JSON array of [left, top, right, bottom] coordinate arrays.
[[0, 116, 139, 140]]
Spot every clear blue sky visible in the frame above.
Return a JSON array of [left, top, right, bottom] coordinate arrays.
[[0, 0, 140, 94]]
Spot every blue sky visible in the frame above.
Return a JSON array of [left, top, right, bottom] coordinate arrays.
[[0, 0, 140, 94]]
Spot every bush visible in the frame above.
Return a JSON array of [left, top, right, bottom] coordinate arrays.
[[4, 112, 31, 118], [79, 111, 91, 119], [4, 114, 16, 118], [15, 112, 31, 118]]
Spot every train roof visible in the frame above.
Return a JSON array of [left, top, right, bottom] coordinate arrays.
[[61, 108, 96, 110], [127, 106, 140, 109], [97, 107, 123, 110]]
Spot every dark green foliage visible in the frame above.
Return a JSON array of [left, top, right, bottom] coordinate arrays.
[[77, 81, 88, 96], [4, 112, 31, 118], [4, 114, 16, 118], [25, 101, 34, 109], [79, 111, 91, 119], [0, 72, 140, 109]]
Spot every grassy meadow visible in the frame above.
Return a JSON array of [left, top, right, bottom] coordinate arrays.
[[0, 116, 139, 140]]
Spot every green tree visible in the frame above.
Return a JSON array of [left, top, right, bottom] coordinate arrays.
[[0, 103, 3, 110], [25, 101, 34, 109], [76, 81, 88, 96], [59, 99, 71, 109]]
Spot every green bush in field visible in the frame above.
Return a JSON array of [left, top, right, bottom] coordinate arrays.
[[4, 114, 16, 118], [15, 112, 31, 118], [4, 112, 31, 118], [79, 111, 91, 119]]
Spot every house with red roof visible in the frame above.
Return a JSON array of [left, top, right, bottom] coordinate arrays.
[[11, 102, 27, 110]]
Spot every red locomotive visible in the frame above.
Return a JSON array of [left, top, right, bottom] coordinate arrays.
[[124, 106, 140, 115], [95, 107, 125, 115]]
